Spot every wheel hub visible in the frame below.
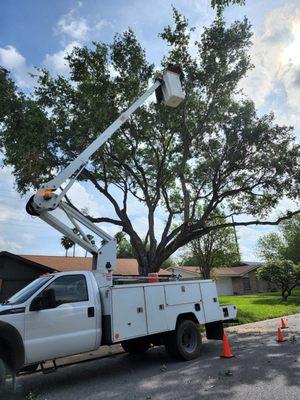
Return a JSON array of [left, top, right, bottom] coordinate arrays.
[[181, 327, 197, 353]]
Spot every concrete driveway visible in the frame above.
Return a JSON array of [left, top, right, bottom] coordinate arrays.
[[11, 314, 300, 400]]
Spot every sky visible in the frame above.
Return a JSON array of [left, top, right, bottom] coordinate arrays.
[[1, 0, 300, 261]]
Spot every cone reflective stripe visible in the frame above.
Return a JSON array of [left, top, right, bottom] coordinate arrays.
[[220, 333, 234, 358], [280, 317, 288, 329], [277, 328, 286, 342]]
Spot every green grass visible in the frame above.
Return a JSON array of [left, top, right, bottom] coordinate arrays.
[[219, 290, 300, 325]]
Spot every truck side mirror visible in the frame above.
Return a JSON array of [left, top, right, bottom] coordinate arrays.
[[30, 288, 56, 311]]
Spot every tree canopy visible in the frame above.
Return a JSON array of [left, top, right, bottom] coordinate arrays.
[[60, 236, 74, 257], [257, 214, 300, 263], [257, 259, 300, 300], [1, 9, 300, 274], [211, 0, 245, 16]]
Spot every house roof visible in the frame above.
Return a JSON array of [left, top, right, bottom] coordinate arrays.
[[20, 255, 171, 276], [168, 263, 261, 277], [214, 264, 261, 277], [0, 251, 54, 273]]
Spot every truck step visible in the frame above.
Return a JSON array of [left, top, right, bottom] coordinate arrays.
[[41, 360, 57, 374]]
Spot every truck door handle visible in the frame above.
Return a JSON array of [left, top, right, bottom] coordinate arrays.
[[88, 307, 95, 318]]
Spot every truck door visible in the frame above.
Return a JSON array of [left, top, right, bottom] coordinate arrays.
[[144, 286, 168, 333], [25, 274, 98, 363], [111, 287, 147, 341], [200, 282, 223, 323]]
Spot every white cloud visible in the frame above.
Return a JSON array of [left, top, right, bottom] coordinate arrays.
[[0, 45, 35, 88], [0, 238, 22, 252], [43, 6, 108, 77], [0, 45, 25, 70], [0, 166, 36, 253], [56, 10, 90, 41], [241, 1, 300, 122], [67, 181, 111, 218], [54, 8, 107, 45], [267, 196, 299, 220], [43, 41, 80, 76]]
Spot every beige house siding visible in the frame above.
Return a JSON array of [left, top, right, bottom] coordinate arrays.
[[248, 271, 258, 292], [232, 277, 243, 294], [231, 271, 270, 295]]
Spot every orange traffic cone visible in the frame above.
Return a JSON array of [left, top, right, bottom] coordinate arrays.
[[280, 317, 288, 329], [220, 333, 234, 358], [277, 328, 286, 343]]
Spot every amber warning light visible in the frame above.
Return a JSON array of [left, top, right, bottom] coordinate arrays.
[[39, 188, 53, 200]]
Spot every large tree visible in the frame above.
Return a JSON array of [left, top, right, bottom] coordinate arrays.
[[257, 214, 300, 263], [1, 11, 300, 275]]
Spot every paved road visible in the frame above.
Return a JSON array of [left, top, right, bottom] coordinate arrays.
[[9, 314, 300, 400]]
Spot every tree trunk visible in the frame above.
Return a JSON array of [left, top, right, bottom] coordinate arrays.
[[202, 268, 211, 279], [138, 254, 163, 276], [281, 290, 288, 301], [287, 284, 298, 297]]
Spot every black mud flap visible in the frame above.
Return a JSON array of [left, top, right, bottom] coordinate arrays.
[[205, 320, 224, 340], [101, 315, 113, 345]]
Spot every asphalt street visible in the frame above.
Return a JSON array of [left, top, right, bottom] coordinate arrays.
[[7, 314, 300, 400]]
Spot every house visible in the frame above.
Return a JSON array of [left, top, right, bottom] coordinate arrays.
[[167, 262, 268, 295], [0, 252, 170, 300], [0, 251, 266, 300], [0, 252, 54, 302]]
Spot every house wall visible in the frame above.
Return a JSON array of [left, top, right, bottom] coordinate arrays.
[[232, 271, 270, 295], [232, 277, 244, 294], [0, 255, 48, 301], [249, 271, 258, 292], [215, 277, 233, 295]]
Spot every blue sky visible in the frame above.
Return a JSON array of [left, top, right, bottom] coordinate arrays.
[[1, 0, 300, 261]]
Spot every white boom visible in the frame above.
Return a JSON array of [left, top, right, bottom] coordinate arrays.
[[26, 66, 185, 286]]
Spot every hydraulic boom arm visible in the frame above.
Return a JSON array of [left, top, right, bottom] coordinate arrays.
[[26, 66, 185, 286]]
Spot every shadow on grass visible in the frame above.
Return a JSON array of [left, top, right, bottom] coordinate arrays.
[[250, 297, 300, 306]]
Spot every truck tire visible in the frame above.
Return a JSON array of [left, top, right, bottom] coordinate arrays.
[[0, 359, 7, 392], [121, 338, 151, 355], [164, 319, 202, 361]]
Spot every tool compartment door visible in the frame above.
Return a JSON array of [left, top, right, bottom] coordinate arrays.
[[112, 287, 147, 341], [144, 285, 168, 334], [165, 283, 201, 306], [200, 282, 223, 323]]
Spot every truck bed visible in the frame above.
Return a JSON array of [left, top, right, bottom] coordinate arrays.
[[100, 279, 237, 343]]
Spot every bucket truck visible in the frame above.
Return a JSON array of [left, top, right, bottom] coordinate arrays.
[[0, 66, 236, 388]]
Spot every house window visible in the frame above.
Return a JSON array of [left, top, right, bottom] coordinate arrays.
[[243, 277, 251, 291]]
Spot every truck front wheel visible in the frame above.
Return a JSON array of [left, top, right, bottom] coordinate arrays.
[[0, 359, 7, 392], [164, 319, 202, 361], [121, 338, 151, 355]]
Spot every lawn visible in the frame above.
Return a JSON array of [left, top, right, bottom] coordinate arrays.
[[219, 290, 300, 325]]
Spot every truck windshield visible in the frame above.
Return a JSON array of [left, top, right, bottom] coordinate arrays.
[[3, 276, 53, 305]]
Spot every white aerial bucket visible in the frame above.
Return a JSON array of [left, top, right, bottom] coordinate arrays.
[[161, 68, 185, 108]]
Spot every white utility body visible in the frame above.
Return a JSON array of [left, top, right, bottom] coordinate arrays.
[[0, 66, 236, 386]]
